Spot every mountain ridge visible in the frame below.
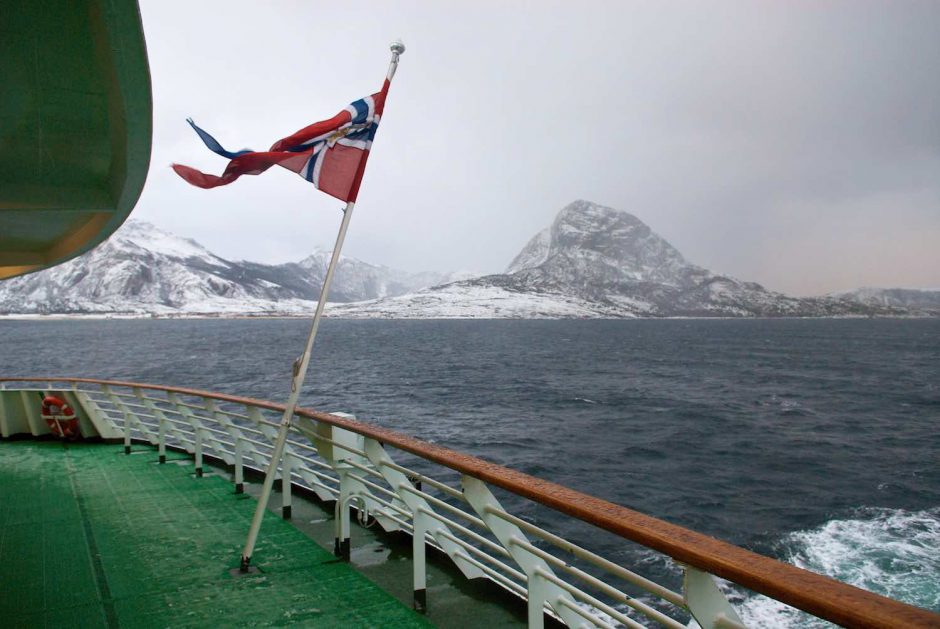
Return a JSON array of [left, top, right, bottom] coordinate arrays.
[[0, 220, 463, 315], [329, 201, 918, 319], [0, 204, 934, 318], [830, 287, 940, 315]]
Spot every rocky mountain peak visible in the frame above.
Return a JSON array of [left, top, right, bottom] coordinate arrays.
[[331, 199, 908, 319], [298, 250, 332, 272], [106, 219, 226, 267], [507, 200, 689, 285], [553, 200, 684, 260]]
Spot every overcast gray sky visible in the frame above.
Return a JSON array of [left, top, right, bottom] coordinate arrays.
[[135, 0, 939, 296]]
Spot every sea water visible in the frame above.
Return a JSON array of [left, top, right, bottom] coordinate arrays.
[[2, 318, 937, 624]]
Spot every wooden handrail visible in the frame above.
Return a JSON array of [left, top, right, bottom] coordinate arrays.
[[3, 376, 938, 628]]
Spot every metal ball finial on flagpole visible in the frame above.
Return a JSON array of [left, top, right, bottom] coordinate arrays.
[[388, 39, 405, 81]]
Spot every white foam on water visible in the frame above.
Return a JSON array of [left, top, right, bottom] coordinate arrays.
[[729, 507, 940, 628], [573, 397, 599, 404]]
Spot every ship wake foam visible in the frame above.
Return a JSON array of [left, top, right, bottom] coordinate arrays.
[[729, 507, 940, 628]]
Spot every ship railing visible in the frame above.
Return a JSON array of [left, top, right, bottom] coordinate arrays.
[[1, 377, 937, 629]]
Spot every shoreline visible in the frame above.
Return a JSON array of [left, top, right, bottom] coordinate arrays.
[[1, 313, 936, 322]]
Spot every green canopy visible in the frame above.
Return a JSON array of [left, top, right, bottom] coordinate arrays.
[[0, 0, 152, 280]]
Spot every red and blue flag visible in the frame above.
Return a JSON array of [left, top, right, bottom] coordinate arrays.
[[172, 78, 390, 203]]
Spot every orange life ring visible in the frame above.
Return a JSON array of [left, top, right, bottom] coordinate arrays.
[[40, 394, 80, 440]]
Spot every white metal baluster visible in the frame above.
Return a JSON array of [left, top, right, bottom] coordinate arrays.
[[234, 437, 245, 494], [360, 437, 484, 580], [201, 398, 233, 462], [150, 389, 185, 462], [158, 415, 166, 463], [73, 390, 121, 438], [461, 476, 584, 628], [684, 567, 747, 629], [167, 392, 205, 473], [123, 409, 131, 453], [103, 385, 138, 454], [413, 509, 428, 612], [281, 453, 292, 519], [194, 426, 204, 477], [528, 569, 547, 629], [335, 468, 352, 559], [109, 386, 131, 454]]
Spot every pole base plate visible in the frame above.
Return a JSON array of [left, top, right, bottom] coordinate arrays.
[[229, 565, 262, 578]]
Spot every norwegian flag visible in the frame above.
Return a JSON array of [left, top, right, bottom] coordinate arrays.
[[172, 79, 390, 203]]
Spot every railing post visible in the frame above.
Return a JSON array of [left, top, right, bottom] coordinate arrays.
[[133, 387, 169, 463], [527, 569, 546, 629], [72, 390, 115, 437], [356, 437, 484, 580], [461, 475, 582, 628], [684, 566, 746, 629], [412, 510, 428, 612], [158, 416, 166, 464], [281, 454, 292, 519], [103, 385, 132, 454], [296, 417, 402, 531], [124, 411, 132, 454], [334, 468, 352, 560], [194, 428, 203, 477], [201, 398, 229, 458], [234, 438, 244, 494], [246, 406, 265, 426]]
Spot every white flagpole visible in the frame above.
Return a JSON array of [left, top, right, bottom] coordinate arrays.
[[239, 40, 404, 572]]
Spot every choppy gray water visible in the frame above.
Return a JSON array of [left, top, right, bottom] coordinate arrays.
[[2, 318, 938, 622]]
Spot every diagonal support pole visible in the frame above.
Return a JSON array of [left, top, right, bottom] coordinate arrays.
[[239, 201, 355, 571]]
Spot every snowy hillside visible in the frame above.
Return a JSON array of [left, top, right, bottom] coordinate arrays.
[[0, 220, 463, 316], [331, 200, 907, 319], [831, 287, 940, 315], [1, 206, 929, 318]]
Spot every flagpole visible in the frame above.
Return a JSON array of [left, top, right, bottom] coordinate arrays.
[[239, 40, 404, 573]]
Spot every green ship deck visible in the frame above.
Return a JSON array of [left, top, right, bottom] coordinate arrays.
[[0, 440, 430, 628], [3, 380, 937, 629]]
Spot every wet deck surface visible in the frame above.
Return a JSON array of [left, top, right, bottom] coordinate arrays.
[[0, 440, 431, 628]]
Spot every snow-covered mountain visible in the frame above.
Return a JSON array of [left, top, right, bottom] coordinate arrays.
[[331, 200, 908, 319], [2, 206, 930, 318], [831, 287, 940, 315], [0, 220, 462, 315]]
